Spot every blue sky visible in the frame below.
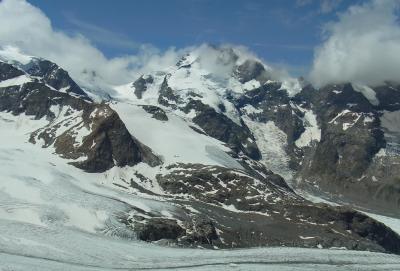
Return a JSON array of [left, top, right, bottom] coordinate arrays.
[[28, 0, 363, 76]]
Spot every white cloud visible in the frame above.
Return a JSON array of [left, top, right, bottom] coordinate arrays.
[[0, 0, 296, 97], [310, 0, 400, 87], [0, 0, 182, 90]]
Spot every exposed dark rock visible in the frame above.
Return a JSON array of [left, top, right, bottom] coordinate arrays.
[[24, 58, 90, 100], [158, 76, 180, 109], [373, 83, 400, 111], [142, 105, 168, 121], [0, 82, 70, 119], [183, 218, 219, 245], [0, 81, 160, 172], [293, 83, 400, 215], [183, 99, 261, 160], [133, 218, 185, 242], [284, 204, 400, 254], [238, 82, 304, 145], [66, 106, 161, 172], [132, 75, 154, 99], [0, 62, 24, 81], [234, 59, 270, 84]]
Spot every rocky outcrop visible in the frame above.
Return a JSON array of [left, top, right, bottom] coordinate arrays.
[[133, 217, 185, 242], [183, 99, 261, 160], [141, 105, 168, 121], [234, 59, 270, 84], [0, 62, 24, 81], [0, 74, 160, 173], [24, 58, 90, 100], [294, 83, 400, 216], [132, 75, 153, 99], [158, 76, 181, 109], [374, 83, 400, 111], [56, 105, 161, 172]]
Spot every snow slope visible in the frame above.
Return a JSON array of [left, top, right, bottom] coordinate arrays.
[[294, 106, 321, 148], [0, 74, 31, 87], [0, 111, 180, 234], [111, 101, 243, 169], [1, 219, 399, 271], [2, 106, 399, 271]]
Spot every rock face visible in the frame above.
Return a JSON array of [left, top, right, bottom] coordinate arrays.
[[0, 62, 160, 172], [133, 218, 185, 241], [132, 75, 154, 99], [221, 75, 400, 217], [294, 83, 400, 216], [141, 105, 168, 121], [374, 83, 400, 111], [234, 59, 270, 84], [184, 100, 261, 160], [0, 62, 24, 80], [236, 82, 305, 169], [158, 76, 181, 109], [24, 58, 90, 100]]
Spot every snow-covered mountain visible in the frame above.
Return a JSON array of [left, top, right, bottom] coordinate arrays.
[[110, 44, 400, 217], [1, 45, 400, 269]]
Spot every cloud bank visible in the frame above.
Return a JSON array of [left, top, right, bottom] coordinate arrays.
[[0, 0, 285, 93], [310, 0, 400, 87], [4, 0, 398, 92], [0, 0, 184, 90], [0, 0, 302, 93]]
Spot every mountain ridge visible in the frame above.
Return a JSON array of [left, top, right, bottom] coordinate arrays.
[[0, 45, 399, 254]]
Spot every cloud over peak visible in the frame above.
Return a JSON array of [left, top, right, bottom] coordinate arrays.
[[0, 0, 185, 89], [2, 0, 399, 92], [310, 0, 400, 87], [0, 0, 283, 94]]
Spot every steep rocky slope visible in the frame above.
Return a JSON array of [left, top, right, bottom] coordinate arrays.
[[0, 61, 160, 172], [294, 83, 400, 216]]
